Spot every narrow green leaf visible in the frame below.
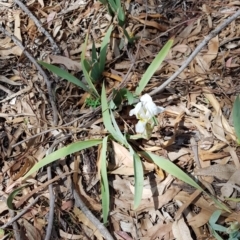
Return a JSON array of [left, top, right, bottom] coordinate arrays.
[[23, 139, 102, 180], [81, 33, 100, 98], [90, 61, 101, 82], [132, 151, 144, 210], [92, 41, 98, 62], [83, 58, 92, 72], [110, 110, 126, 145], [101, 84, 124, 144], [209, 210, 222, 226], [126, 89, 137, 105], [117, 8, 125, 26], [135, 38, 174, 95], [39, 61, 90, 93], [142, 152, 204, 191], [99, 25, 113, 73], [108, 0, 117, 12], [100, 136, 109, 224], [209, 210, 227, 232], [233, 95, 240, 144], [7, 184, 31, 210], [81, 60, 99, 97], [208, 225, 224, 240]]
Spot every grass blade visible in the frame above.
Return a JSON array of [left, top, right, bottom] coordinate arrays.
[[100, 136, 109, 224], [132, 151, 144, 210], [101, 84, 124, 144], [7, 184, 31, 210], [23, 139, 102, 180], [81, 33, 100, 97], [92, 41, 98, 62], [233, 94, 240, 144], [99, 25, 113, 73], [141, 152, 203, 191], [135, 38, 174, 95], [39, 61, 90, 93]]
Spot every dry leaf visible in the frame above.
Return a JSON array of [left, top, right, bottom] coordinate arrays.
[[172, 216, 193, 240], [109, 141, 154, 175], [194, 164, 236, 180], [49, 55, 82, 71]]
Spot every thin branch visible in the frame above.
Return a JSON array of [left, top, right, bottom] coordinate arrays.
[[149, 9, 240, 96], [1, 197, 40, 229], [73, 189, 114, 240], [44, 137, 70, 240], [0, 24, 58, 126], [45, 167, 55, 240], [55, 167, 114, 240], [14, 0, 61, 55], [10, 210, 22, 240]]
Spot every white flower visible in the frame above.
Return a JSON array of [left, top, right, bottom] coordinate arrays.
[[129, 94, 164, 134]]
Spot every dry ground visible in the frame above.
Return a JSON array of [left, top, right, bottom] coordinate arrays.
[[0, 0, 240, 239]]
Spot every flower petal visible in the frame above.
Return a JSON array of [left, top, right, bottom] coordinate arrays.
[[135, 120, 147, 133], [129, 102, 142, 116], [156, 106, 165, 114], [140, 94, 152, 103]]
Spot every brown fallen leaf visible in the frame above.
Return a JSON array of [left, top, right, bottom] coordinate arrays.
[[49, 55, 82, 71], [109, 141, 154, 175], [172, 216, 193, 240], [194, 164, 236, 180], [22, 218, 41, 240]]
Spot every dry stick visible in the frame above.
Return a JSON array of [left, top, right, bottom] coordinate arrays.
[[44, 136, 70, 240], [10, 210, 22, 240], [1, 197, 40, 229], [45, 165, 55, 239], [73, 190, 114, 240], [149, 9, 240, 96], [0, 24, 58, 126], [14, 0, 61, 55], [55, 167, 114, 240]]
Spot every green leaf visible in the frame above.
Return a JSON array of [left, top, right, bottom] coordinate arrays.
[[23, 139, 102, 180], [208, 225, 224, 240], [126, 89, 137, 105], [141, 152, 204, 191], [135, 38, 174, 95], [92, 41, 98, 62], [117, 8, 125, 27], [110, 110, 126, 145], [132, 151, 144, 210], [101, 84, 124, 144], [209, 210, 227, 232], [7, 184, 31, 210], [99, 25, 113, 73], [81, 33, 100, 98], [108, 0, 117, 13], [38, 61, 90, 93], [100, 136, 109, 224], [233, 95, 240, 144], [90, 60, 101, 82]]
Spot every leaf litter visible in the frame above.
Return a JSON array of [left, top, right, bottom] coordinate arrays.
[[0, 0, 240, 239]]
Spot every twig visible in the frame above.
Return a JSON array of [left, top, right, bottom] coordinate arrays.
[[10, 210, 22, 240], [55, 167, 114, 240], [190, 137, 200, 168], [73, 189, 114, 240], [45, 166, 55, 239], [149, 9, 240, 96], [45, 137, 70, 240], [0, 24, 58, 126], [1, 197, 40, 229], [14, 0, 61, 55]]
